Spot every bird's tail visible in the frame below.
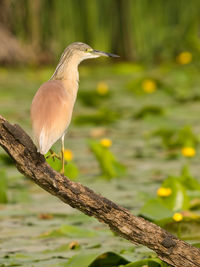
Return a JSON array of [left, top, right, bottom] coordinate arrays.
[[38, 127, 49, 155]]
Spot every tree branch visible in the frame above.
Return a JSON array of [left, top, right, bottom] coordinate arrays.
[[0, 115, 200, 267]]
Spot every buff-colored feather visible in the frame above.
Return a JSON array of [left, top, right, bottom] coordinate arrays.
[[31, 42, 118, 159]]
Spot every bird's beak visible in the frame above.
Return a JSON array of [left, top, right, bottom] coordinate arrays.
[[92, 49, 119, 58]]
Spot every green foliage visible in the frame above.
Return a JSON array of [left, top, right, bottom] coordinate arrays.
[[140, 198, 173, 222], [89, 139, 126, 179], [65, 161, 80, 180], [123, 258, 169, 267], [127, 76, 161, 95], [64, 251, 129, 267], [64, 250, 169, 267], [163, 68, 200, 103], [134, 106, 165, 119], [78, 90, 111, 107], [0, 169, 8, 203], [7, 0, 200, 62], [2, 62, 200, 265], [64, 251, 102, 267], [153, 125, 198, 149], [0, 155, 31, 204], [40, 224, 98, 239], [46, 152, 79, 180], [0, 153, 14, 166], [140, 166, 200, 231], [162, 176, 190, 211], [127, 78, 145, 95], [180, 165, 200, 191], [74, 108, 120, 126]]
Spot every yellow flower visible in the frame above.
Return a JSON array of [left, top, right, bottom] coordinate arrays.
[[64, 149, 73, 161], [142, 79, 157, 93], [173, 212, 183, 222], [69, 241, 79, 250], [176, 51, 192, 65], [181, 147, 196, 157], [157, 187, 172, 197], [100, 138, 112, 148], [96, 82, 109, 95]]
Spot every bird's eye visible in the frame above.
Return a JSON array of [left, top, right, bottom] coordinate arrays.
[[85, 48, 93, 53]]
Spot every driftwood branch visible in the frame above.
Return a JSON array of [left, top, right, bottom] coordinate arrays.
[[0, 115, 200, 267]]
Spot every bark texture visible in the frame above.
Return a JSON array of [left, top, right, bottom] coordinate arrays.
[[0, 115, 200, 267]]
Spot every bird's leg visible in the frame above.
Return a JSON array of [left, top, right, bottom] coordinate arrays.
[[46, 149, 60, 161], [60, 134, 65, 174]]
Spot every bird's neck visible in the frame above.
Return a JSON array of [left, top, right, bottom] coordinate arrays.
[[50, 56, 80, 98], [51, 57, 79, 82]]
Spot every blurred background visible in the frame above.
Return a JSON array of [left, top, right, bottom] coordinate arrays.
[[1, 0, 200, 64], [1, 0, 200, 266]]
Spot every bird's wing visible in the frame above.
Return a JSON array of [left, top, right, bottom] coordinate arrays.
[[31, 80, 74, 154]]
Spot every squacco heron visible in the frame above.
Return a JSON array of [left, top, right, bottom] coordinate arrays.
[[31, 42, 118, 174]]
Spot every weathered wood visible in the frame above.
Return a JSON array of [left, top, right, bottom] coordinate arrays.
[[0, 115, 200, 267]]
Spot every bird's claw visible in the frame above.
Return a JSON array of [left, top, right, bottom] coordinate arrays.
[[46, 150, 61, 161]]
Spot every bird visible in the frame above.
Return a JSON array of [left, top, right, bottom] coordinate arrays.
[[31, 42, 119, 174]]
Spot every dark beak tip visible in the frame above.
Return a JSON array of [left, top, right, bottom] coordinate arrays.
[[93, 49, 120, 58], [109, 53, 120, 58]]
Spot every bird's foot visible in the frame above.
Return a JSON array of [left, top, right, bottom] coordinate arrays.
[[60, 169, 65, 175], [46, 150, 61, 161], [60, 161, 68, 175]]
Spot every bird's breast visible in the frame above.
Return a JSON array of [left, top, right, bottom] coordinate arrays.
[[31, 79, 78, 153]]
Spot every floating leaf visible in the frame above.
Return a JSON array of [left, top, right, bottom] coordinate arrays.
[[46, 152, 79, 180], [64, 161, 79, 180], [60, 225, 97, 238], [40, 224, 98, 238], [165, 220, 200, 241], [64, 251, 129, 267], [46, 152, 61, 171], [89, 140, 126, 179], [140, 198, 173, 221], [64, 251, 101, 267], [180, 165, 200, 191], [123, 257, 165, 267], [161, 176, 190, 211], [64, 251, 168, 267]]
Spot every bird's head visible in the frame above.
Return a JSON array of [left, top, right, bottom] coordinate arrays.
[[65, 42, 119, 63]]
